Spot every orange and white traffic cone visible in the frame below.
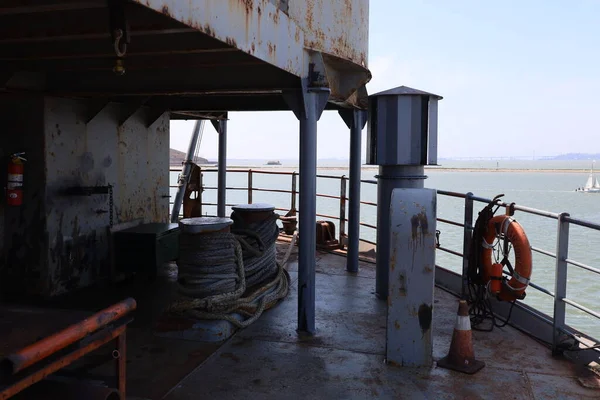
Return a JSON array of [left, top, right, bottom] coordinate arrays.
[[437, 300, 485, 374]]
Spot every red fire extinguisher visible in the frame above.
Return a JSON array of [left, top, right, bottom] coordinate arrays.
[[7, 152, 26, 206]]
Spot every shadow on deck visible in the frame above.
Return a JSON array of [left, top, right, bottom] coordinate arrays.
[[14, 242, 599, 399]]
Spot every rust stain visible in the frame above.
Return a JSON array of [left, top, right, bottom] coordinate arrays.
[[240, 0, 254, 14], [410, 211, 429, 245], [418, 304, 432, 334], [398, 274, 406, 296], [226, 37, 238, 47], [306, 1, 314, 31], [394, 320, 400, 330], [203, 24, 215, 38], [344, 0, 353, 15]]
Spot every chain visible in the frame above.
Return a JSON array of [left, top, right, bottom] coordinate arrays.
[[108, 184, 114, 228]]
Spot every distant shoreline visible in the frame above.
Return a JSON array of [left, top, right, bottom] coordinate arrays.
[[170, 164, 589, 174]]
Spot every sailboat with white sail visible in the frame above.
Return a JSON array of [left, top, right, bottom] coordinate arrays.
[[576, 161, 600, 193]]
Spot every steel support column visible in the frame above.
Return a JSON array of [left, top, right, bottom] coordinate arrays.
[[284, 84, 330, 334], [216, 119, 227, 217], [387, 188, 436, 367], [376, 165, 426, 298], [339, 109, 368, 273]]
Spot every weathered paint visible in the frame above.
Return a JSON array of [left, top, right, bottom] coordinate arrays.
[[289, 0, 369, 68], [133, 0, 305, 76], [43, 98, 169, 296], [132, 0, 370, 105], [387, 188, 437, 367]]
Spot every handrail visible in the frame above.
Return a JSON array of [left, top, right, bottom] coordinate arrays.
[[169, 166, 600, 350]]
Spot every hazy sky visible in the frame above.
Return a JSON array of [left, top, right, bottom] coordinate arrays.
[[170, 0, 600, 160]]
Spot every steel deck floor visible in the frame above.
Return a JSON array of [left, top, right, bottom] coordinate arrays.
[[12, 243, 598, 399], [162, 249, 599, 400]]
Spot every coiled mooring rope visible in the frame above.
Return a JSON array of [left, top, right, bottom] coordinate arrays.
[[176, 232, 246, 304], [231, 210, 279, 288], [168, 213, 292, 328]]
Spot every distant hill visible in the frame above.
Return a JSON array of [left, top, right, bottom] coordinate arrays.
[[546, 153, 600, 161], [170, 148, 209, 166]]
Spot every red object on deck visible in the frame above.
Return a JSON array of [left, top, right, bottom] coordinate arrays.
[[0, 298, 136, 400], [6, 155, 25, 206]]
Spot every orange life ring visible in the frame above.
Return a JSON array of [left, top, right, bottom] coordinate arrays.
[[481, 215, 532, 301]]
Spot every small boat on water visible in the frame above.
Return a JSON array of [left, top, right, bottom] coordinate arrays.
[[266, 160, 282, 165], [576, 162, 600, 192]]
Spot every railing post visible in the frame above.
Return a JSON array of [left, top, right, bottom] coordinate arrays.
[[291, 172, 297, 211], [462, 192, 474, 297], [198, 168, 204, 217], [339, 176, 347, 249], [247, 169, 253, 204], [553, 212, 570, 355]]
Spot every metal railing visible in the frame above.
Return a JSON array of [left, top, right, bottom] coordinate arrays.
[[169, 167, 600, 355], [436, 190, 600, 356], [170, 167, 380, 248]]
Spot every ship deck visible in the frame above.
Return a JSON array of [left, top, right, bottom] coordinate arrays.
[[19, 242, 600, 400]]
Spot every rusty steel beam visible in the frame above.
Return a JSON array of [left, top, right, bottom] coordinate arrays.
[[0, 325, 127, 400], [2, 59, 264, 73], [0, 2, 105, 16], [0, 28, 196, 45], [0, 47, 239, 62], [0, 298, 136, 377], [171, 111, 227, 120], [42, 66, 299, 97], [73, 89, 287, 97]]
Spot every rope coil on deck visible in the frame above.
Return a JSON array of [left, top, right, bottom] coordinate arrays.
[[231, 210, 280, 288], [176, 232, 246, 305], [168, 212, 291, 328]]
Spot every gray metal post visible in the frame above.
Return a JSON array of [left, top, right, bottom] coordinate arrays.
[[247, 169, 253, 204], [553, 212, 570, 355], [462, 192, 474, 297], [375, 165, 426, 297], [339, 109, 368, 273], [387, 188, 436, 367], [339, 176, 347, 249], [284, 84, 330, 334], [291, 172, 297, 211], [217, 119, 227, 217]]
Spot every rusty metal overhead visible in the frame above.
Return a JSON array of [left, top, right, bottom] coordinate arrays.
[[0, 0, 371, 112]]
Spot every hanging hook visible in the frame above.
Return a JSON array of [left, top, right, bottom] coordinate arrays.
[[113, 28, 127, 58]]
